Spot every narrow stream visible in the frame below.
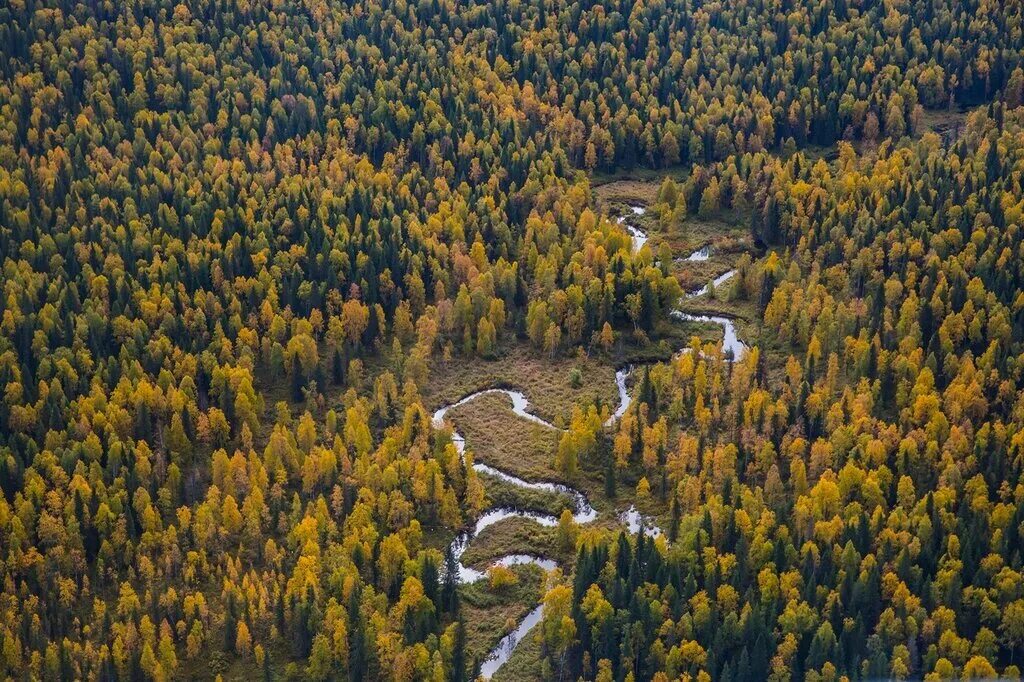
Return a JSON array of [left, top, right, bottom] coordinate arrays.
[[605, 367, 632, 426], [687, 268, 738, 298], [671, 267, 747, 359], [617, 207, 745, 359], [618, 205, 649, 252], [432, 390, 597, 582], [478, 604, 544, 679], [445, 206, 746, 678], [680, 245, 711, 262], [670, 310, 745, 359]]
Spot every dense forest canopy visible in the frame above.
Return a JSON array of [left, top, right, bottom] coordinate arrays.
[[1, 0, 1024, 679], [568, 107, 1024, 682]]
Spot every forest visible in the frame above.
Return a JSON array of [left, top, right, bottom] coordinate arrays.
[[1, 0, 1023, 679]]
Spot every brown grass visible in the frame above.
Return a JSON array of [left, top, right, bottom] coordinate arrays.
[[426, 346, 618, 425], [593, 178, 664, 204], [460, 517, 562, 568], [663, 212, 749, 253], [447, 392, 561, 481]]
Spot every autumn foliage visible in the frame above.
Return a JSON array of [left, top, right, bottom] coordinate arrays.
[[1, 0, 1024, 678]]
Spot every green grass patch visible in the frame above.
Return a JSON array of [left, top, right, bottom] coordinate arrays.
[[480, 470, 573, 518]]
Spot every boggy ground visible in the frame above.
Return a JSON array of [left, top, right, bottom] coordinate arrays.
[[437, 357, 659, 680], [445, 384, 657, 520]]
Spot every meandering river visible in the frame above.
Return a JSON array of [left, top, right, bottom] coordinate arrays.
[[432, 385, 662, 678], [437, 205, 747, 678]]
